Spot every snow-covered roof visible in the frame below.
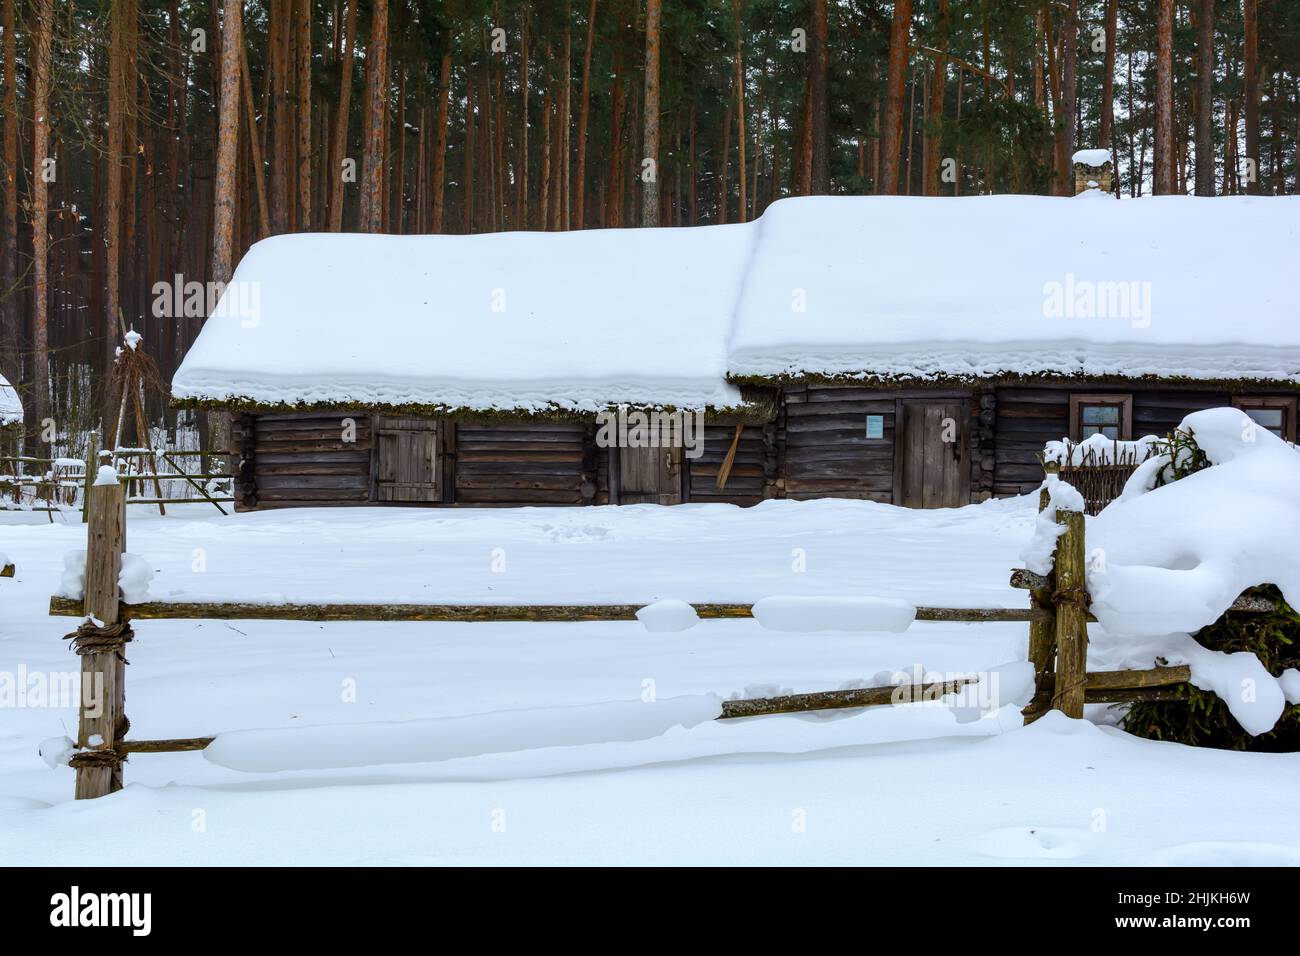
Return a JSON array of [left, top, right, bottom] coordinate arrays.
[[1071, 148, 1112, 166], [0, 372, 22, 426], [171, 227, 753, 413], [174, 195, 1300, 413], [728, 195, 1300, 384]]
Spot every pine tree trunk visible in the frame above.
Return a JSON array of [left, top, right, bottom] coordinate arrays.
[[923, 0, 949, 195], [1242, 0, 1259, 194], [357, 0, 388, 233], [641, 0, 661, 226], [31, 0, 54, 437], [1099, 0, 1117, 150], [104, 0, 128, 402], [1154, 0, 1174, 194], [688, 103, 697, 224], [879, 0, 912, 195], [733, 0, 747, 222], [540, 70, 552, 231], [809, 0, 829, 194], [605, 47, 624, 228], [211, 0, 243, 286], [296, 0, 312, 229], [0, 0, 20, 388], [1194, 0, 1214, 195], [327, 0, 357, 231], [719, 101, 732, 223], [517, 8, 530, 226], [574, 0, 597, 229], [561, 17, 572, 230], [431, 51, 451, 232], [268, 0, 289, 233], [1062, 0, 1077, 166]]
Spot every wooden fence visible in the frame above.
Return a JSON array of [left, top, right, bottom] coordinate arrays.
[[0, 438, 233, 519], [51, 472, 1264, 800]]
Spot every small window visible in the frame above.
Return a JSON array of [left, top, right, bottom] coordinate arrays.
[[1069, 393, 1133, 441], [1233, 397, 1297, 442]]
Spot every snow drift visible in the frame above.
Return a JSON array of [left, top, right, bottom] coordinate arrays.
[[203, 695, 723, 772]]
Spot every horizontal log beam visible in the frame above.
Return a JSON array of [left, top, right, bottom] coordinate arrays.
[[49, 595, 1047, 625], [1026, 666, 1192, 714], [719, 678, 976, 719], [1009, 568, 1051, 591], [117, 737, 215, 754]]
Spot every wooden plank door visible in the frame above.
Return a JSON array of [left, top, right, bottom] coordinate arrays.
[[373, 416, 441, 503], [618, 446, 683, 504], [895, 401, 968, 509]]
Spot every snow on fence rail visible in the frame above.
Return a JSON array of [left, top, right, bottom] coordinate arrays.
[[47, 469, 1275, 799]]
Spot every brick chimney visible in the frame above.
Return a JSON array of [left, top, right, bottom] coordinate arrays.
[[1073, 148, 1114, 196]]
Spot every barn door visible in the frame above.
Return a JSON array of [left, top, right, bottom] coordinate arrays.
[[896, 401, 968, 509], [373, 416, 441, 503], [619, 446, 683, 504]]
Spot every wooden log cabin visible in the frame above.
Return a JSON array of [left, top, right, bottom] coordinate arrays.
[[173, 173, 1300, 512]]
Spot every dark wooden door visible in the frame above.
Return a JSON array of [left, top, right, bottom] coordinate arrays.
[[896, 401, 968, 509], [619, 446, 682, 504], [373, 416, 441, 503]]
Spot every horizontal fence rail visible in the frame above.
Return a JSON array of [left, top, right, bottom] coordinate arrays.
[[48, 596, 1053, 624]]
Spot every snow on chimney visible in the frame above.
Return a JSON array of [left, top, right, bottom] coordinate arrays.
[[1072, 148, 1114, 196]]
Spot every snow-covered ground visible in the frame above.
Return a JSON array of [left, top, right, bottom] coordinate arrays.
[[2, 497, 1298, 865]]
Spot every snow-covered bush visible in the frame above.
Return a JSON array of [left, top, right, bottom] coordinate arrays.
[[1085, 407, 1300, 748]]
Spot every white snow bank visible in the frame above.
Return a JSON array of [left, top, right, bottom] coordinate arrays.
[[0, 372, 21, 426], [728, 195, 1300, 384], [119, 553, 153, 604], [1088, 407, 1300, 734], [93, 465, 120, 486], [635, 599, 699, 632], [203, 695, 723, 772], [751, 596, 915, 633]]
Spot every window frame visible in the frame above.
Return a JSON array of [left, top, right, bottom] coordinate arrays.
[[1069, 393, 1134, 442], [1232, 396, 1298, 443]]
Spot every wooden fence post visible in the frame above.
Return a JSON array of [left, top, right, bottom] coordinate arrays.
[[72, 473, 128, 799], [1050, 504, 1089, 718], [81, 430, 98, 523], [1023, 461, 1060, 723]]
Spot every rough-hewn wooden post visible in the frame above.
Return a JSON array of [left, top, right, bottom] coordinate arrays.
[[80, 430, 98, 524], [73, 473, 127, 798], [1051, 504, 1088, 718], [1023, 460, 1060, 723]]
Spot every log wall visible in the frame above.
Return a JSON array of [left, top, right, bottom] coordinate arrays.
[[453, 423, 595, 506], [992, 385, 1232, 497], [778, 384, 985, 502], [685, 423, 774, 505], [242, 411, 372, 509]]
